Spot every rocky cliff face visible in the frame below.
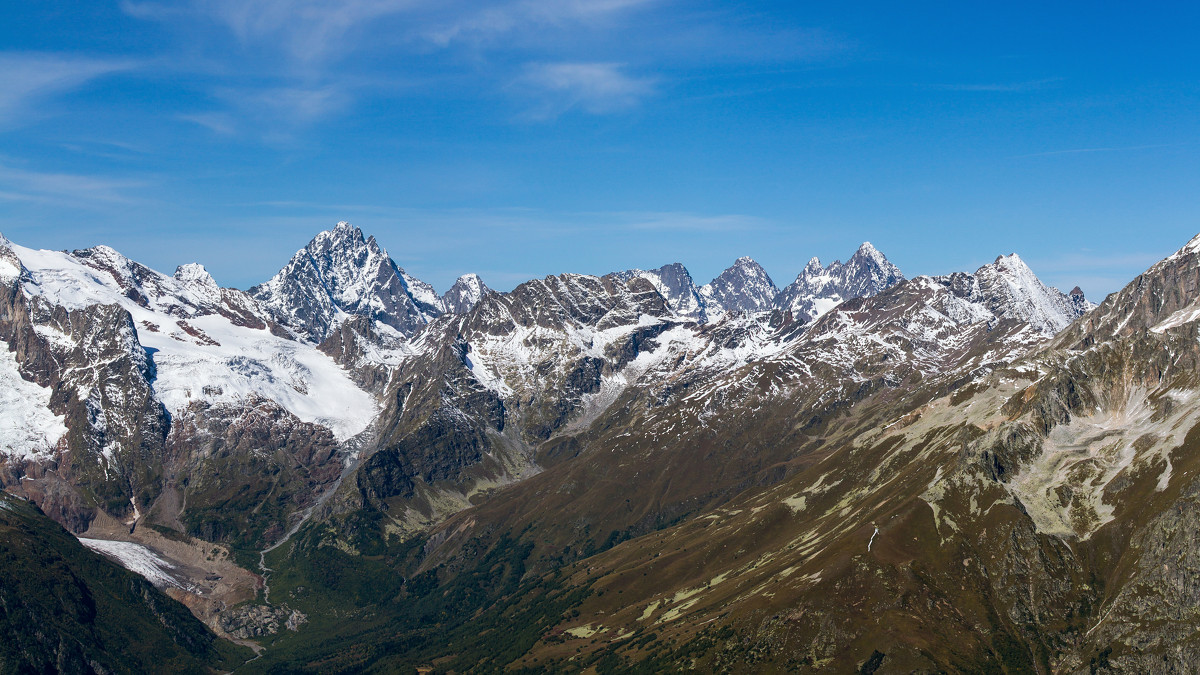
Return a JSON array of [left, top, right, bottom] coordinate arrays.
[[0, 491, 244, 673], [614, 262, 708, 322], [469, 236, 1196, 674], [0, 249, 168, 532], [620, 243, 907, 328], [336, 271, 693, 535]]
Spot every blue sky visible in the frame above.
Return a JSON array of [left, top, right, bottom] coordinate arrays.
[[0, 1, 1197, 299]]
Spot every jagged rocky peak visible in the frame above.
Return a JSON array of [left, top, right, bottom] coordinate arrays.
[[442, 273, 492, 314], [169, 263, 223, 309], [775, 241, 905, 322], [469, 271, 672, 335], [1058, 231, 1200, 343], [64, 243, 221, 314], [250, 221, 442, 342], [931, 252, 1092, 336], [173, 262, 219, 292], [400, 269, 444, 317], [73, 244, 152, 288], [614, 262, 706, 322], [174, 262, 213, 284], [700, 256, 778, 320]]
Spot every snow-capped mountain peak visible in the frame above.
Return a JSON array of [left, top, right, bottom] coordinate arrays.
[[931, 253, 1092, 336], [251, 222, 442, 341], [174, 263, 217, 288], [856, 240, 882, 256], [775, 242, 905, 323], [0, 234, 24, 284], [699, 257, 778, 321], [171, 263, 222, 307], [613, 262, 707, 322], [442, 273, 492, 314], [6, 239, 377, 443]]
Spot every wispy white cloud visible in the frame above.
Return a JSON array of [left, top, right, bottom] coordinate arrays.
[[611, 211, 766, 231], [177, 111, 238, 135], [0, 53, 136, 127], [0, 163, 147, 207], [121, 0, 840, 131], [516, 62, 655, 118], [124, 0, 657, 60], [245, 201, 765, 233], [1009, 143, 1175, 159], [228, 84, 348, 124], [124, 0, 422, 63], [926, 78, 1061, 93], [178, 85, 349, 139], [422, 0, 656, 46]]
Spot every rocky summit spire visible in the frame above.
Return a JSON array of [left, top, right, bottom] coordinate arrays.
[[930, 253, 1092, 336], [612, 262, 707, 322], [250, 221, 442, 342], [698, 257, 779, 320], [775, 242, 905, 323], [442, 273, 492, 314]]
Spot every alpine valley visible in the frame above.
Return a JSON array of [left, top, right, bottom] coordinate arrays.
[[4, 221, 1200, 674]]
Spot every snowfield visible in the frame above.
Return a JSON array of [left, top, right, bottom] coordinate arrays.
[[77, 537, 192, 590], [0, 348, 67, 459], [12, 243, 377, 441]]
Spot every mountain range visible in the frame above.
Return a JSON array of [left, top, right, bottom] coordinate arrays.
[[7, 222, 1200, 673]]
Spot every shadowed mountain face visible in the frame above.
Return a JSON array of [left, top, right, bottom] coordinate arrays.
[[0, 492, 247, 673], [18, 222, 1198, 674], [613, 262, 707, 322]]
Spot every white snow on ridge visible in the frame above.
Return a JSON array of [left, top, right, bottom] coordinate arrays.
[[1165, 232, 1200, 264], [402, 270, 445, 315], [0, 259, 20, 283], [149, 314, 377, 440], [981, 254, 1081, 335], [12, 243, 376, 441], [77, 538, 191, 590], [0, 348, 67, 459]]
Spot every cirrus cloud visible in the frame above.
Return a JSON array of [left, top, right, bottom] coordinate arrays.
[[516, 62, 656, 118], [0, 53, 137, 127]]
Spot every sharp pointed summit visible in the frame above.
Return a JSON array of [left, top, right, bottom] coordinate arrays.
[[928, 252, 1092, 336], [699, 256, 778, 320], [442, 273, 492, 314], [775, 242, 905, 323], [250, 221, 442, 341], [613, 262, 707, 322]]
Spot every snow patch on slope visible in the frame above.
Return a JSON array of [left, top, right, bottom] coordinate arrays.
[[13, 244, 376, 441], [78, 538, 192, 590], [0, 348, 67, 459]]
